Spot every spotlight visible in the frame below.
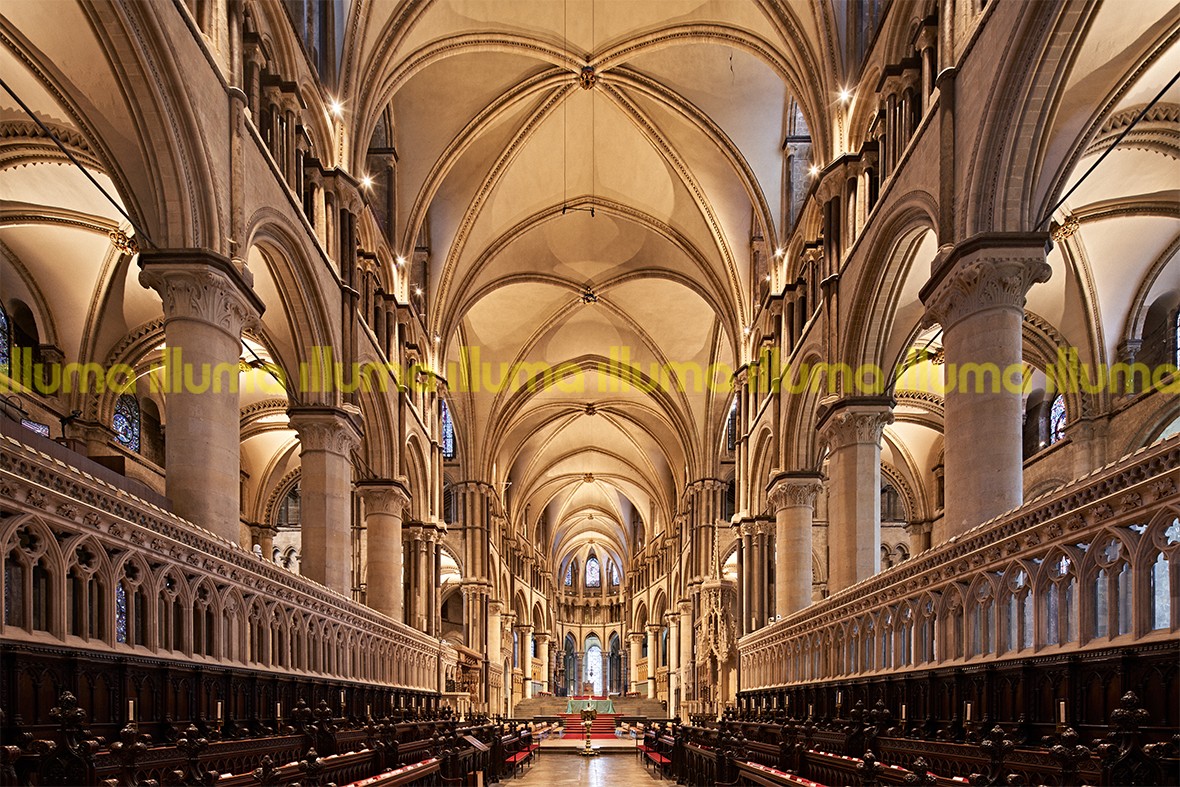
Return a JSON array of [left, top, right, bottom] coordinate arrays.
[[396, 256, 407, 266], [774, 247, 785, 258], [328, 99, 344, 117], [414, 287, 424, 296], [360, 175, 373, 189], [838, 87, 852, 103], [809, 165, 820, 177]]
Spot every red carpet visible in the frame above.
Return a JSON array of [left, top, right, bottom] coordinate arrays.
[[559, 713, 619, 739]]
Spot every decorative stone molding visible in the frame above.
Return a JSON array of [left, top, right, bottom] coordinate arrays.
[[288, 407, 362, 455], [138, 255, 263, 339], [819, 406, 894, 449], [767, 473, 824, 511], [357, 481, 410, 515], [921, 256, 1052, 332]]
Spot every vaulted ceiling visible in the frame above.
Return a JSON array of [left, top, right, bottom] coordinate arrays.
[[341, 0, 838, 575]]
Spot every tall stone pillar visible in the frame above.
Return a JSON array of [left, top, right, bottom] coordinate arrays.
[[413, 531, 428, 631], [677, 601, 693, 709], [750, 521, 768, 627], [737, 522, 753, 633], [357, 480, 409, 622], [487, 601, 503, 663], [426, 529, 439, 636], [768, 473, 824, 618], [818, 400, 893, 594], [288, 406, 361, 595], [628, 633, 643, 693], [921, 237, 1051, 542], [666, 613, 680, 717], [646, 625, 660, 698], [535, 634, 550, 694], [139, 253, 262, 542], [517, 626, 534, 699]]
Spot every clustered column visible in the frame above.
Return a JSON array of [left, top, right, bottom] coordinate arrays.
[[666, 612, 680, 717], [768, 473, 824, 617], [646, 625, 659, 699], [289, 406, 362, 595], [517, 625, 534, 699], [818, 400, 893, 594], [535, 634, 550, 695], [922, 237, 1051, 542], [677, 600, 693, 706], [138, 252, 263, 543]]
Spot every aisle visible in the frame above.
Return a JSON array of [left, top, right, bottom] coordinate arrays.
[[514, 753, 659, 786]]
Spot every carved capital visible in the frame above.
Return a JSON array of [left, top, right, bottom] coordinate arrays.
[[819, 405, 894, 449], [922, 250, 1051, 332], [628, 632, 645, 645], [138, 254, 262, 340], [767, 473, 824, 512], [488, 600, 505, 617], [288, 407, 362, 456], [357, 480, 410, 516]]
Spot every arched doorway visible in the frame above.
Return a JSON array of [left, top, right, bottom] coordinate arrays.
[[584, 634, 603, 696]]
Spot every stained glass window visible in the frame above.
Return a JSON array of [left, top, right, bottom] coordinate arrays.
[[441, 400, 455, 459], [564, 560, 573, 586], [113, 394, 141, 452], [115, 582, 128, 644], [585, 556, 600, 588], [21, 419, 49, 438], [609, 560, 620, 586], [0, 306, 9, 375], [277, 484, 300, 527], [726, 398, 739, 451], [1049, 395, 1066, 444]]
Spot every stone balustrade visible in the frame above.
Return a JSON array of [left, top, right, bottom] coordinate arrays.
[[0, 432, 446, 691], [740, 436, 1180, 690]]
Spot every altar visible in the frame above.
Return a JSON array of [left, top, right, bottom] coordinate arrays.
[[565, 698, 615, 714]]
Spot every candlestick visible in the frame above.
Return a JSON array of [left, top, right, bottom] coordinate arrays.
[[1058, 700, 1066, 725], [965, 702, 972, 722], [216, 701, 223, 720], [367, 704, 371, 717], [808, 703, 813, 717], [127, 699, 136, 722], [901, 704, 907, 721], [276, 702, 282, 719]]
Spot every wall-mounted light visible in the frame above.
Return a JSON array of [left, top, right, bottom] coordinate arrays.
[[328, 98, 344, 117], [838, 87, 853, 103], [809, 164, 820, 177], [396, 256, 407, 266], [360, 175, 373, 189], [414, 287, 424, 296]]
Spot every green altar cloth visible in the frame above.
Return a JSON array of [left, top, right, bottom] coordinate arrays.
[[565, 698, 615, 714]]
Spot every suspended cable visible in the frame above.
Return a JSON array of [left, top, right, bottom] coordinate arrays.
[[0, 77, 155, 248], [1037, 67, 1180, 231]]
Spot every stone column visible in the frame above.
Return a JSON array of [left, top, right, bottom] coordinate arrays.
[[488, 601, 504, 663], [906, 520, 933, 555], [677, 601, 693, 707], [138, 253, 262, 542], [768, 473, 824, 617], [357, 480, 409, 622], [517, 626, 534, 699], [921, 238, 1051, 542], [738, 522, 753, 634], [818, 400, 893, 594], [628, 633, 643, 693], [413, 532, 428, 631], [666, 613, 680, 717], [646, 625, 660, 698], [535, 634, 550, 694], [426, 529, 439, 636], [249, 524, 277, 561], [289, 407, 361, 595], [751, 522, 767, 627]]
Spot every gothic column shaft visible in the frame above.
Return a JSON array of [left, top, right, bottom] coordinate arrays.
[[358, 481, 408, 621], [678, 601, 693, 706], [414, 536, 428, 630], [536, 634, 550, 693], [739, 527, 752, 633], [646, 626, 659, 698], [138, 255, 262, 543], [666, 614, 679, 717], [921, 242, 1051, 541], [769, 474, 824, 617], [518, 626, 534, 698], [629, 633, 642, 692], [820, 403, 893, 593], [290, 408, 361, 595]]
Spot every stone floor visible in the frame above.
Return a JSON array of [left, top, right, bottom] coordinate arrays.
[[513, 751, 661, 785]]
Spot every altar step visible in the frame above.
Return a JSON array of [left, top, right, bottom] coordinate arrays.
[[559, 713, 618, 738]]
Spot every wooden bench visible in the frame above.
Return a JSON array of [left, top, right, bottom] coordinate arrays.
[[640, 729, 674, 779], [338, 756, 441, 787], [735, 760, 826, 787]]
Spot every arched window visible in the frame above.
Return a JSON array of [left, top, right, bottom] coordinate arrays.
[[726, 398, 739, 452], [277, 484, 300, 527], [1175, 310, 1180, 366], [1049, 395, 1067, 444], [112, 394, 141, 452], [563, 560, 574, 587], [585, 556, 601, 588], [0, 305, 9, 376], [881, 484, 903, 521], [609, 560, 620, 586], [440, 400, 455, 459]]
